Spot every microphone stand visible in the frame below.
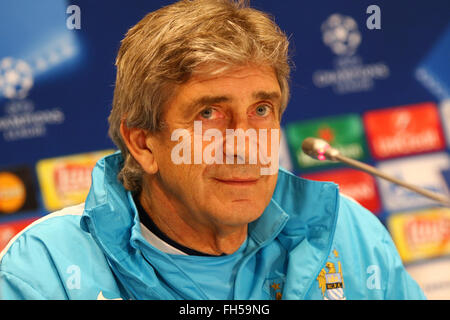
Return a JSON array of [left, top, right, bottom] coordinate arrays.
[[301, 137, 450, 207], [332, 153, 450, 207]]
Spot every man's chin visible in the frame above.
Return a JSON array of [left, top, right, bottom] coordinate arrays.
[[208, 199, 267, 226]]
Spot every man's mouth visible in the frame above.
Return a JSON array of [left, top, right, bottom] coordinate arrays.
[[213, 177, 259, 186]]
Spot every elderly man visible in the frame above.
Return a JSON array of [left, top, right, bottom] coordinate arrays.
[[0, 0, 425, 300]]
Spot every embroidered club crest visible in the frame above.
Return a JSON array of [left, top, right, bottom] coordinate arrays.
[[270, 281, 283, 300], [317, 251, 346, 300], [264, 273, 285, 300]]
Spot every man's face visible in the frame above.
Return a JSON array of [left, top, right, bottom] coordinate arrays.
[[147, 64, 282, 229]]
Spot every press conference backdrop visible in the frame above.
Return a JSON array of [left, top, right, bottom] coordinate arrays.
[[0, 0, 449, 299]]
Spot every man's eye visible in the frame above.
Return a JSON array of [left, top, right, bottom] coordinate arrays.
[[255, 104, 270, 117], [200, 108, 214, 119]]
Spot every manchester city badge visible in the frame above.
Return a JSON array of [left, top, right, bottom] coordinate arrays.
[[317, 249, 346, 300]]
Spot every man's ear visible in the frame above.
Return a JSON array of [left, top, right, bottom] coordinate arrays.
[[120, 121, 158, 175]]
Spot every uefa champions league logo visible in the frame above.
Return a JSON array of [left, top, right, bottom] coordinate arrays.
[[0, 57, 33, 100], [313, 12, 389, 95], [0, 56, 66, 141], [321, 14, 361, 57]]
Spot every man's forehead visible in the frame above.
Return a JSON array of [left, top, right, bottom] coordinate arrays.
[[165, 64, 283, 118]]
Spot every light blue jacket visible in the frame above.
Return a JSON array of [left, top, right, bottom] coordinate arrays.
[[0, 152, 426, 300]]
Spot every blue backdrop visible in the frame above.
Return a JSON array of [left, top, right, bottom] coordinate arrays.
[[0, 0, 449, 299]]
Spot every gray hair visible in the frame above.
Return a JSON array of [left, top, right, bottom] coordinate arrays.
[[108, 0, 292, 193]]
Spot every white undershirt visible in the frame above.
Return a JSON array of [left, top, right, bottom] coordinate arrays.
[[139, 222, 188, 255]]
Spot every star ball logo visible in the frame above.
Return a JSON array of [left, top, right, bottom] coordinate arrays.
[[321, 14, 362, 57], [0, 58, 33, 100]]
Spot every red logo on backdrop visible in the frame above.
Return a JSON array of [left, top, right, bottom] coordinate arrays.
[[0, 218, 37, 251], [405, 216, 450, 249], [302, 168, 381, 214], [363, 102, 445, 160]]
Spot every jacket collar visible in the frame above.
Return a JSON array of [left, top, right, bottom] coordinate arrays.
[[273, 168, 340, 299], [80, 152, 339, 299]]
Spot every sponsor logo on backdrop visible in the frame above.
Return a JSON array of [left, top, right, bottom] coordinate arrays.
[[0, 172, 25, 214], [406, 257, 450, 300], [388, 208, 450, 264], [36, 150, 114, 211], [364, 102, 445, 160], [0, 166, 38, 215], [0, 218, 37, 251], [302, 168, 381, 214], [285, 114, 367, 170], [439, 99, 450, 147], [313, 13, 390, 94], [376, 153, 450, 212]]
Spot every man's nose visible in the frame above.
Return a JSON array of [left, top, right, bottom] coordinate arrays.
[[223, 115, 257, 164]]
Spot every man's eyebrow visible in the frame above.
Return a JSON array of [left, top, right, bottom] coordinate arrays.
[[183, 95, 232, 116], [252, 91, 281, 102]]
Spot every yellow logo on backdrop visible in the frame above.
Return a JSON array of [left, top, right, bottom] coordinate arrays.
[[36, 150, 114, 211], [388, 208, 450, 263]]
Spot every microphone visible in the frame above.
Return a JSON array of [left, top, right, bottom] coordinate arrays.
[[301, 137, 450, 207]]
